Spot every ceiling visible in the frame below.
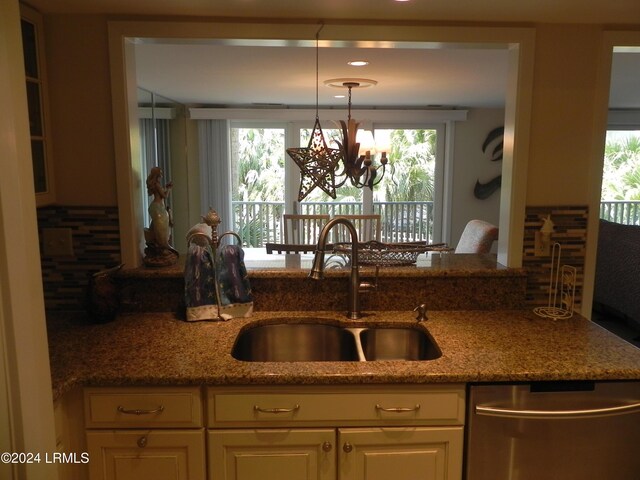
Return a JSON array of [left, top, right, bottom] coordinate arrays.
[[134, 42, 510, 109], [27, 0, 640, 110], [23, 0, 640, 24], [135, 41, 638, 110]]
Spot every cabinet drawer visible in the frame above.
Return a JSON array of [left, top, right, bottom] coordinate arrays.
[[208, 385, 465, 427], [84, 387, 203, 428]]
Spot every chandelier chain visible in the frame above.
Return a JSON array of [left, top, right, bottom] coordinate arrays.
[[315, 23, 324, 119]]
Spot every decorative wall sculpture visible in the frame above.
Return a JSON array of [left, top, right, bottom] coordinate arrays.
[[474, 126, 504, 200]]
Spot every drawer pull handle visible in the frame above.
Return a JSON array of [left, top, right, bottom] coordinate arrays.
[[322, 441, 332, 452], [254, 404, 300, 414], [137, 435, 148, 448], [343, 442, 353, 453], [375, 403, 421, 413], [117, 405, 165, 415]]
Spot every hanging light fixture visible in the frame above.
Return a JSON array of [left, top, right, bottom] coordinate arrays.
[[327, 79, 389, 189], [287, 30, 389, 200], [286, 25, 342, 201]]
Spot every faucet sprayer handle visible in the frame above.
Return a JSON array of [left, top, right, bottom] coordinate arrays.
[[413, 304, 428, 322], [359, 281, 377, 293], [358, 265, 380, 293]]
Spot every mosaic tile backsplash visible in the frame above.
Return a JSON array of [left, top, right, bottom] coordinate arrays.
[[37, 204, 588, 315], [38, 206, 122, 311], [523, 205, 588, 311]]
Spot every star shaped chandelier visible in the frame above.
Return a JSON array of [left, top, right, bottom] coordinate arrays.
[[287, 117, 342, 200], [286, 29, 389, 201]]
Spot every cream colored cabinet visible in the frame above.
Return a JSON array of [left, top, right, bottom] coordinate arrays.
[[55, 387, 89, 480], [209, 428, 336, 480], [339, 427, 463, 480], [209, 427, 462, 480], [19, 3, 56, 205], [207, 385, 465, 480], [84, 387, 206, 480], [86, 430, 205, 480]]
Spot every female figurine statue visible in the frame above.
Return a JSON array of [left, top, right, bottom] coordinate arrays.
[[143, 167, 179, 267]]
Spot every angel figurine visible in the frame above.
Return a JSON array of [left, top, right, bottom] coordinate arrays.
[[143, 167, 179, 267]]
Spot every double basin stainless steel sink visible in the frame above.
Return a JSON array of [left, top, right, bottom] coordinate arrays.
[[232, 319, 441, 362]]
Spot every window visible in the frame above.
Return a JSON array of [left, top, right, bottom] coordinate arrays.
[[230, 124, 286, 245], [373, 128, 441, 242], [600, 129, 640, 225], [225, 121, 446, 245], [230, 126, 286, 203], [298, 126, 363, 208], [296, 126, 443, 242]]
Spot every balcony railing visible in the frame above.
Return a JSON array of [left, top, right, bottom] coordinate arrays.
[[232, 200, 640, 247], [600, 201, 640, 226], [232, 201, 285, 248], [232, 201, 436, 247]]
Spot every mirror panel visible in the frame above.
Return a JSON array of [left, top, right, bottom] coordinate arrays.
[[137, 88, 193, 254]]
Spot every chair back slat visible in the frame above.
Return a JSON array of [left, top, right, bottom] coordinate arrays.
[[332, 214, 382, 243], [283, 214, 330, 245]]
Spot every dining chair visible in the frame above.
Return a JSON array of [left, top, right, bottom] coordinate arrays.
[[455, 219, 499, 253], [332, 214, 382, 243], [282, 214, 330, 245]]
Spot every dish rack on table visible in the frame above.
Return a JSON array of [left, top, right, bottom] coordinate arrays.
[[332, 240, 451, 266]]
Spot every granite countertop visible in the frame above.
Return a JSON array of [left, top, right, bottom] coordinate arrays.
[[48, 309, 640, 401]]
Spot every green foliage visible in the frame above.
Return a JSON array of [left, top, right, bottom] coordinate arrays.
[[235, 217, 263, 247], [375, 129, 436, 202], [231, 127, 285, 202], [601, 131, 640, 201], [230, 126, 438, 207]]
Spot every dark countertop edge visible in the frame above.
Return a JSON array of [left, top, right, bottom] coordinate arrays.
[[247, 268, 526, 279], [116, 266, 527, 280], [53, 370, 640, 401], [115, 253, 525, 280]]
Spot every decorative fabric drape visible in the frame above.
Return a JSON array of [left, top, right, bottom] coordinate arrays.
[[198, 119, 233, 234], [184, 225, 253, 322]]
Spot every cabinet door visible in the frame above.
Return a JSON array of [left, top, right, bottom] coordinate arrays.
[[20, 4, 55, 205], [86, 429, 206, 480], [208, 429, 335, 480], [339, 427, 463, 480]]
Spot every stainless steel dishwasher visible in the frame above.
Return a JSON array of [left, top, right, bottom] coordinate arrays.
[[465, 381, 640, 480]]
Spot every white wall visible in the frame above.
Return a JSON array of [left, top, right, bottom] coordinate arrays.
[[451, 108, 505, 247]]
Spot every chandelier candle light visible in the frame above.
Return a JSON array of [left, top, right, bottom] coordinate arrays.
[[286, 28, 388, 201], [329, 79, 388, 190]]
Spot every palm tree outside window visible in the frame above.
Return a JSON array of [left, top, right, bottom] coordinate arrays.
[[227, 122, 445, 246], [600, 130, 640, 225]]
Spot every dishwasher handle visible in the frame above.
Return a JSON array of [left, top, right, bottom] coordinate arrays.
[[475, 400, 640, 419]]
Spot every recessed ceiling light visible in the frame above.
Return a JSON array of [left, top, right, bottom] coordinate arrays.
[[348, 60, 369, 67]]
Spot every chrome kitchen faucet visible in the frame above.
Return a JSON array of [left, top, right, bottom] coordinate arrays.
[[309, 217, 376, 319]]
